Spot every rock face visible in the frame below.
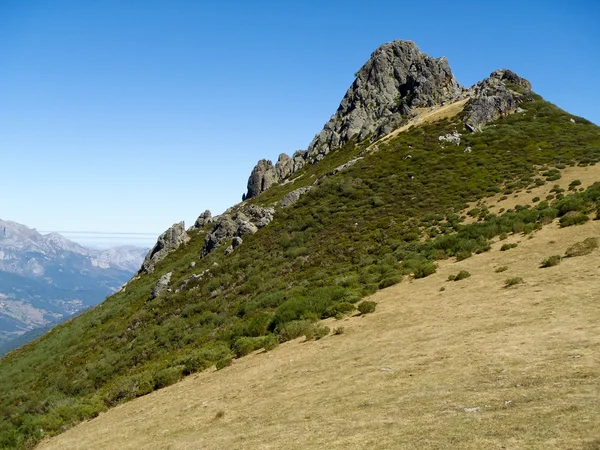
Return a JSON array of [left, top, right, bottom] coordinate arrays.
[[139, 222, 190, 274], [280, 186, 313, 208], [463, 69, 532, 132], [307, 40, 463, 158], [150, 272, 172, 299], [201, 205, 275, 257]]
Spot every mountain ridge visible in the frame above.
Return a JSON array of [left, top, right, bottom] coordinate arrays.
[[1, 40, 600, 449]]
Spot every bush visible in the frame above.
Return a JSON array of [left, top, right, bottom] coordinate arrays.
[[559, 213, 589, 227], [154, 366, 184, 389], [500, 243, 518, 251], [454, 270, 471, 281], [215, 357, 232, 370], [495, 266, 508, 273], [233, 335, 279, 357], [277, 319, 316, 342], [540, 255, 561, 268], [565, 237, 599, 257], [504, 277, 524, 288], [357, 301, 377, 315], [304, 324, 330, 340]]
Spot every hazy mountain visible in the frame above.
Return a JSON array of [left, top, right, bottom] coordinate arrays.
[[0, 219, 148, 352]]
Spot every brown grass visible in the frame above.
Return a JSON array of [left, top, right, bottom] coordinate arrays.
[[38, 221, 600, 450]]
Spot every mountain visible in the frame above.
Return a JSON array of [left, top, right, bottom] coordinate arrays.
[[2, 40, 600, 448], [0, 219, 148, 353]]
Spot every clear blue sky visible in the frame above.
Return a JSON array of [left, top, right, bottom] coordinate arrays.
[[1, 0, 598, 246]]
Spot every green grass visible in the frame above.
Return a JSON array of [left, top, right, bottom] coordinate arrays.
[[1, 95, 600, 449]]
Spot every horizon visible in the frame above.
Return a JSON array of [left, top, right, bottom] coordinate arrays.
[[1, 0, 599, 236]]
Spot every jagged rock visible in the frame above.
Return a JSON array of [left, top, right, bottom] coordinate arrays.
[[202, 215, 237, 256], [275, 153, 294, 179], [243, 205, 275, 228], [150, 272, 172, 299], [224, 245, 234, 255], [463, 69, 532, 131], [194, 210, 213, 228], [438, 132, 461, 146], [280, 186, 312, 208], [246, 159, 278, 199], [307, 40, 464, 158], [331, 157, 363, 175], [139, 222, 189, 274], [464, 146, 472, 154], [232, 236, 243, 249]]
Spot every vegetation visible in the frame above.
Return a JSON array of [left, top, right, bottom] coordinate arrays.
[[540, 255, 561, 268], [448, 270, 471, 281], [357, 301, 377, 315], [564, 237, 599, 257], [495, 266, 508, 273], [504, 277, 524, 287], [500, 243, 518, 251], [1, 95, 600, 448]]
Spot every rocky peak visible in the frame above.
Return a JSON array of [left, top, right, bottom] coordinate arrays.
[[307, 40, 464, 158]]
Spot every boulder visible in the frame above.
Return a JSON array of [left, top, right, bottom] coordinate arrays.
[[246, 159, 278, 199], [280, 186, 312, 208]]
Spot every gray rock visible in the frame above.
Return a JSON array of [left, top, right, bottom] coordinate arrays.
[[331, 157, 363, 175], [232, 236, 243, 249], [438, 132, 461, 146], [280, 186, 312, 208], [246, 159, 278, 199], [307, 40, 464, 158], [463, 69, 532, 131], [201, 205, 275, 257], [139, 222, 189, 274], [194, 210, 213, 228], [150, 272, 172, 299]]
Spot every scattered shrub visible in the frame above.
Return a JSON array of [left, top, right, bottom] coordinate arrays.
[[500, 243, 518, 251], [565, 237, 599, 257], [559, 213, 589, 227], [454, 270, 472, 281], [495, 266, 508, 273], [540, 255, 561, 268], [357, 301, 377, 315], [305, 324, 330, 340], [504, 277, 524, 288]]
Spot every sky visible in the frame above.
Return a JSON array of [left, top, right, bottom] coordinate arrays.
[[1, 0, 599, 247]]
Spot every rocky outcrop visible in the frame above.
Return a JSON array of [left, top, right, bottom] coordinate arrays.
[[307, 40, 464, 158], [245, 151, 308, 199], [201, 205, 275, 257], [150, 272, 172, 299], [139, 222, 190, 274], [194, 210, 213, 229], [280, 186, 313, 208], [463, 69, 532, 132]]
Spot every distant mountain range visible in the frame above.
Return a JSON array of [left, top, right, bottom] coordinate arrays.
[[0, 218, 148, 355]]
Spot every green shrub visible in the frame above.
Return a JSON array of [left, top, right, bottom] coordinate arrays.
[[215, 357, 233, 370], [358, 301, 377, 315], [569, 180, 582, 190], [154, 366, 184, 389], [304, 324, 330, 340], [565, 237, 599, 257], [500, 243, 518, 251], [540, 255, 561, 268], [277, 319, 316, 341], [504, 277, 524, 288], [559, 213, 590, 227], [495, 266, 508, 273], [454, 270, 472, 281], [378, 276, 401, 289], [532, 196, 540, 202]]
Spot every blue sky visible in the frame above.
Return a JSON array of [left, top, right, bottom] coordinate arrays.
[[1, 0, 599, 246]]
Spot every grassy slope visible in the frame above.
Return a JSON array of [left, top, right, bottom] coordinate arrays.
[[38, 218, 600, 449], [1, 94, 600, 448]]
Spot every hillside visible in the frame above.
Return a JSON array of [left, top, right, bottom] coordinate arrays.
[[1, 40, 600, 448], [38, 217, 600, 449], [0, 219, 147, 355]]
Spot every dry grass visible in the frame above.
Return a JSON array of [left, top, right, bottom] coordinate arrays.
[[368, 98, 469, 151], [38, 221, 600, 450]]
